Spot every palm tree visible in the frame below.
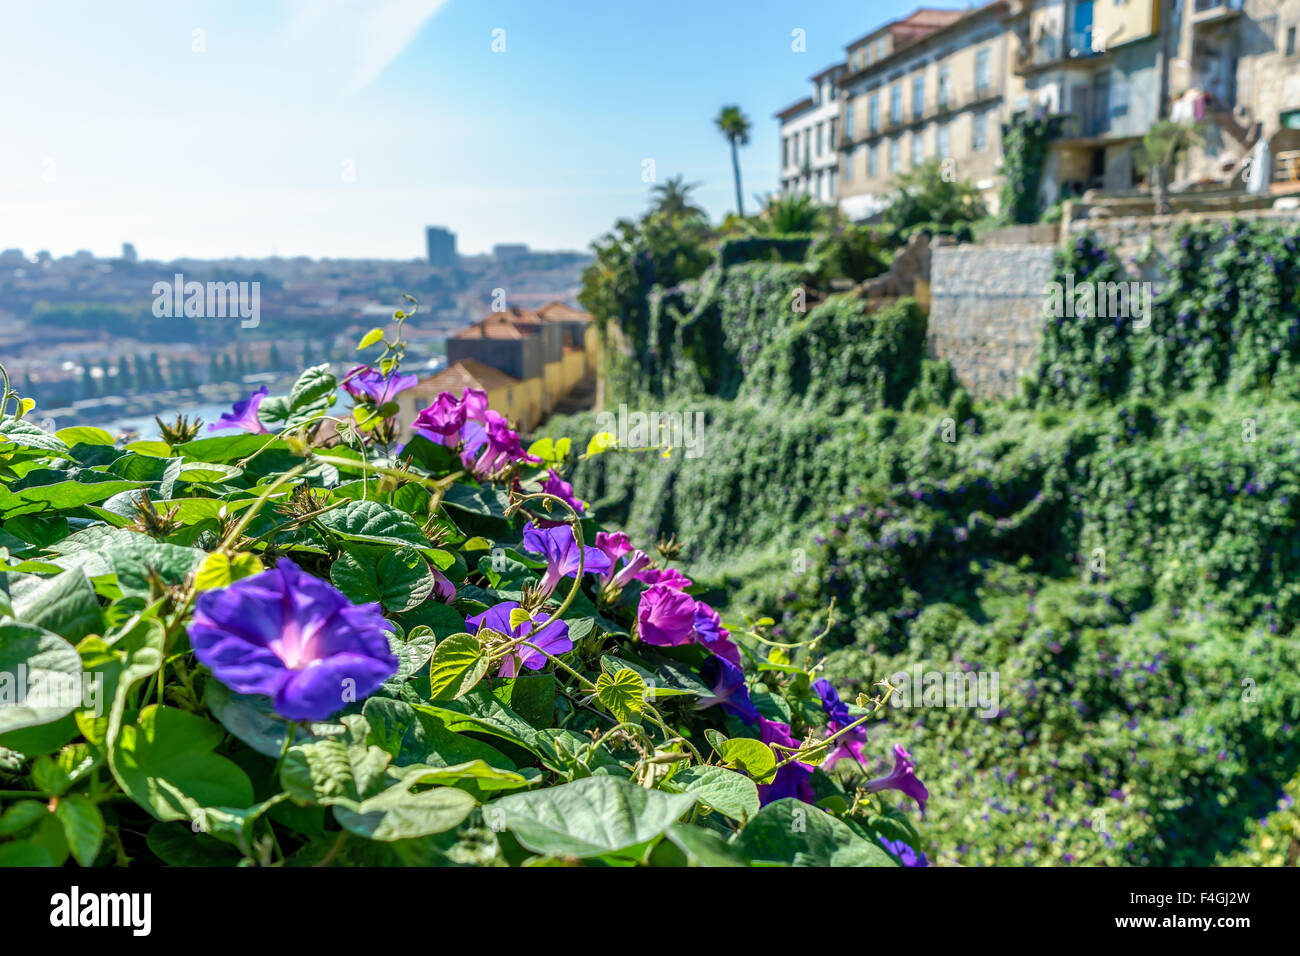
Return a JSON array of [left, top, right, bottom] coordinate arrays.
[[714, 105, 752, 217], [1135, 120, 1202, 214], [649, 175, 705, 219]]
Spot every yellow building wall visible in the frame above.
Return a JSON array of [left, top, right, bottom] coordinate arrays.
[[543, 361, 565, 412], [562, 350, 585, 392], [584, 325, 600, 374]]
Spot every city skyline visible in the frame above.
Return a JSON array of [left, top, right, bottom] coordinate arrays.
[[0, 0, 927, 261]]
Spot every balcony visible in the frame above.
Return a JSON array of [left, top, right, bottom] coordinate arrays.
[[1193, 0, 1244, 25], [1050, 86, 1115, 141], [1015, 30, 1112, 73]]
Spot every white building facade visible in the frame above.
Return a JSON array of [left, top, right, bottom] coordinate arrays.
[[776, 65, 844, 203]]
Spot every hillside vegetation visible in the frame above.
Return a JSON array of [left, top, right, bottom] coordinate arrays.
[[545, 213, 1300, 865]]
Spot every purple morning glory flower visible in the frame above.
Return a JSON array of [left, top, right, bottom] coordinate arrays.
[[635, 566, 694, 591], [412, 391, 466, 439], [693, 601, 741, 667], [465, 601, 570, 678], [880, 836, 928, 867], [540, 468, 585, 514], [520, 521, 611, 597], [697, 655, 759, 724], [465, 411, 540, 478], [209, 385, 270, 434], [636, 583, 697, 646], [188, 558, 398, 721], [430, 566, 456, 603], [866, 744, 930, 814], [342, 365, 417, 407], [813, 679, 854, 726], [756, 718, 815, 805], [813, 679, 868, 769]]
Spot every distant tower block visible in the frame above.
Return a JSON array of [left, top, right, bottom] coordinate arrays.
[[426, 226, 457, 267]]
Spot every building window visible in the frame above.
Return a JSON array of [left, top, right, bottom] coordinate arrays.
[[869, 94, 880, 133], [972, 110, 989, 152], [782, 137, 788, 167], [845, 105, 855, 141], [816, 122, 824, 157], [913, 73, 925, 119], [844, 149, 855, 182], [1288, 25, 1297, 56], [868, 143, 879, 177], [938, 64, 951, 108], [912, 130, 925, 167], [890, 84, 903, 124], [975, 47, 992, 97], [830, 118, 838, 148], [889, 137, 901, 172], [937, 121, 950, 159]]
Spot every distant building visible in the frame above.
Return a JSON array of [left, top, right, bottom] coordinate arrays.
[[407, 301, 597, 434], [837, 4, 1008, 220], [492, 243, 530, 265], [121, 242, 138, 263], [425, 226, 457, 267], [776, 63, 846, 203], [0, 249, 25, 267]]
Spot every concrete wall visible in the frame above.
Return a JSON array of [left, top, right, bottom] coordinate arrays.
[[928, 240, 1057, 397]]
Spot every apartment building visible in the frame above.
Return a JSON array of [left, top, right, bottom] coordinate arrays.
[[837, 4, 1010, 220], [1168, 0, 1300, 194], [776, 64, 845, 202], [1003, 0, 1168, 204]]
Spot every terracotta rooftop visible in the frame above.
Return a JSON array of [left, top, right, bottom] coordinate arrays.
[[452, 312, 536, 340], [536, 301, 592, 323], [415, 359, 521, 395]]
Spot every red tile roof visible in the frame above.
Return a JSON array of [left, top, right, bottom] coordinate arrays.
[[415, 359, 521, 394]]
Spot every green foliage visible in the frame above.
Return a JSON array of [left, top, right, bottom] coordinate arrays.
[[0, 344, 912, 867], [1035, 221, 1300, 405], [881, 159, 988, 239], [999, 114, 1062, 225]]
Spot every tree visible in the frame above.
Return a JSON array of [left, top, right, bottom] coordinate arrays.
[[1135, 120, 1202, 214], [714, 105, 752, 217], [752, 192, 828, 234], [649, 175, 706, 220], [882, 159, 988, 238]]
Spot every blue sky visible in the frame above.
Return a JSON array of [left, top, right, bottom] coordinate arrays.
[[0, 0, 943, 260]]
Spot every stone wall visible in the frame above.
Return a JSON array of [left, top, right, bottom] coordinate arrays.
[[928, 240, 1056, 398]]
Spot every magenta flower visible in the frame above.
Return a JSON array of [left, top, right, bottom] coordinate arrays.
[[865, 744, 929, 813], [465, 601, 570, 678], [636, 566, 694, 591], [188, 559, 398, 721], [343, 365, 417, 407], [209, 385, 270, 434], [757, 718, 815, 806], [461, 387, 489, 424], [412, 392, 466, 439], [594, 531, 632, 563], [693, 601, 741, 668], [696, 655, 759, 724], [636, 583, 696, 646], [521, 521, 611, 597], [466, 411, 539, 478], [540, 468, 585, 514], [610, 550, 651, 589]]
